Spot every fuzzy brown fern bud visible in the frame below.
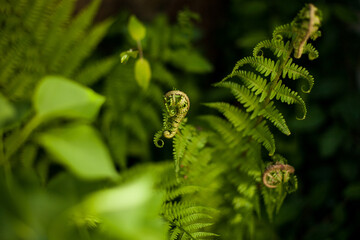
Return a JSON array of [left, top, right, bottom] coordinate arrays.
[[262, 162, 295, 188]]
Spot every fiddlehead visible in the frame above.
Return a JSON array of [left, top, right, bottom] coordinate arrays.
[[291, 3, 321, 59], [207, 4, 322, 156], [154, 90, 190, 148], [262, 162, 295, 188], [202, 4, 320, 224]]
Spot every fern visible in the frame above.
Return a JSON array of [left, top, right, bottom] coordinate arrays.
[[282, 58, 315, 93], [206, 3, 321, 230], [154, 123, 220, 239], [155, 4, 322, 239], [0, 0, 115, 100]]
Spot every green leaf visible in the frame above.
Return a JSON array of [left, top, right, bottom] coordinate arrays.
[[120, 49, 139, 64], [34, 76, 105, 121], [134, 58, 151, 90], [167, 49, 213, 73], [36, 124, 117, 180], [128, 15, 146, 41], [344, 183, 360, 200], [80, 176, 167, 240]]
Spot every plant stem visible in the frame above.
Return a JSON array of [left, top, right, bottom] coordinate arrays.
[[137, 40, 143, 59], [6, 116, 42, 160], [0, 131, 13, 187]]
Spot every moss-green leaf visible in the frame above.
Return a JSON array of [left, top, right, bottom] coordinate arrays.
[[135, 58, 151, 90], [81, 176, 167, 240], [128, 15, 146, 41], [37, 124, 117, 180], [33, 76, 105, 121]]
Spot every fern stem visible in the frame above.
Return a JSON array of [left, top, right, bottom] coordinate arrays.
[[256, 46, 294, 126]]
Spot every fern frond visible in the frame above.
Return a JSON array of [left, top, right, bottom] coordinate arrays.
[[272, 24, 293, 40], [170, 227, 182, 240], [270, 80, 307, 119], [302, 43, 319, 60], [179, 214, 214, 226], [166, 185, 201, 201], [191, 232, 219, 238], [42, 0, 76, 55], [217, 81, 260, 118], [180, 131, 208, 167], [260, 102, 290, 135], [0, 40, 32, 96], [62, 19, 113, 77], [184, 223, 215, 233], [219, 80, 290, 135], [162, 202, 216, 222], [204, 102, 250, 133], [75, 57, 117, 86], [199, 115, 239, 148], [253, 39, 291, 59], [283, 58, 314, 93], [231, 70, 268, 101], [249, 121, 275, 156], [49, 0, 100, 71], [232, 56, 276, 79], [173, 125, 193, 165], [24, 0, 47, 30], [204, 102, 275, 155]]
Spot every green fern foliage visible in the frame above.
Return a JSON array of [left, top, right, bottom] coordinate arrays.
[[0, 0, 115, 100], [203, 3, 321, 229], [157, 124, 220, 240], [211, 3, 321, 155], [154, 4, 321, 240], [103, 12, 212, 167]]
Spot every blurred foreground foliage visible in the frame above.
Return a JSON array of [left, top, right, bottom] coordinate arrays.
[[0, 0, 211, 239]]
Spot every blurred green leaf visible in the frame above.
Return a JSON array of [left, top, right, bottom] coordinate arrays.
[[332, 4, 357, 24], [236, 31, 268, 49], [135, 58, 151, 89], [167, 49, 213, 73], [120, 49, 139, 64], [319, 126, 345, 158], [80, 176, 166, 240], [128, 15, 146, 41], [239, 1, 267, 16], [344, 183, 360, 200], [37, 124, 117, 180], [34, 76, 105, 121]]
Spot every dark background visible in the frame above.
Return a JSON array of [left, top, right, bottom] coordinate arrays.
[[80, 0, 360, 239]]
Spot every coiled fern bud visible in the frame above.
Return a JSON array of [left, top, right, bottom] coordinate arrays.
[[154, 90, 190, 148]]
